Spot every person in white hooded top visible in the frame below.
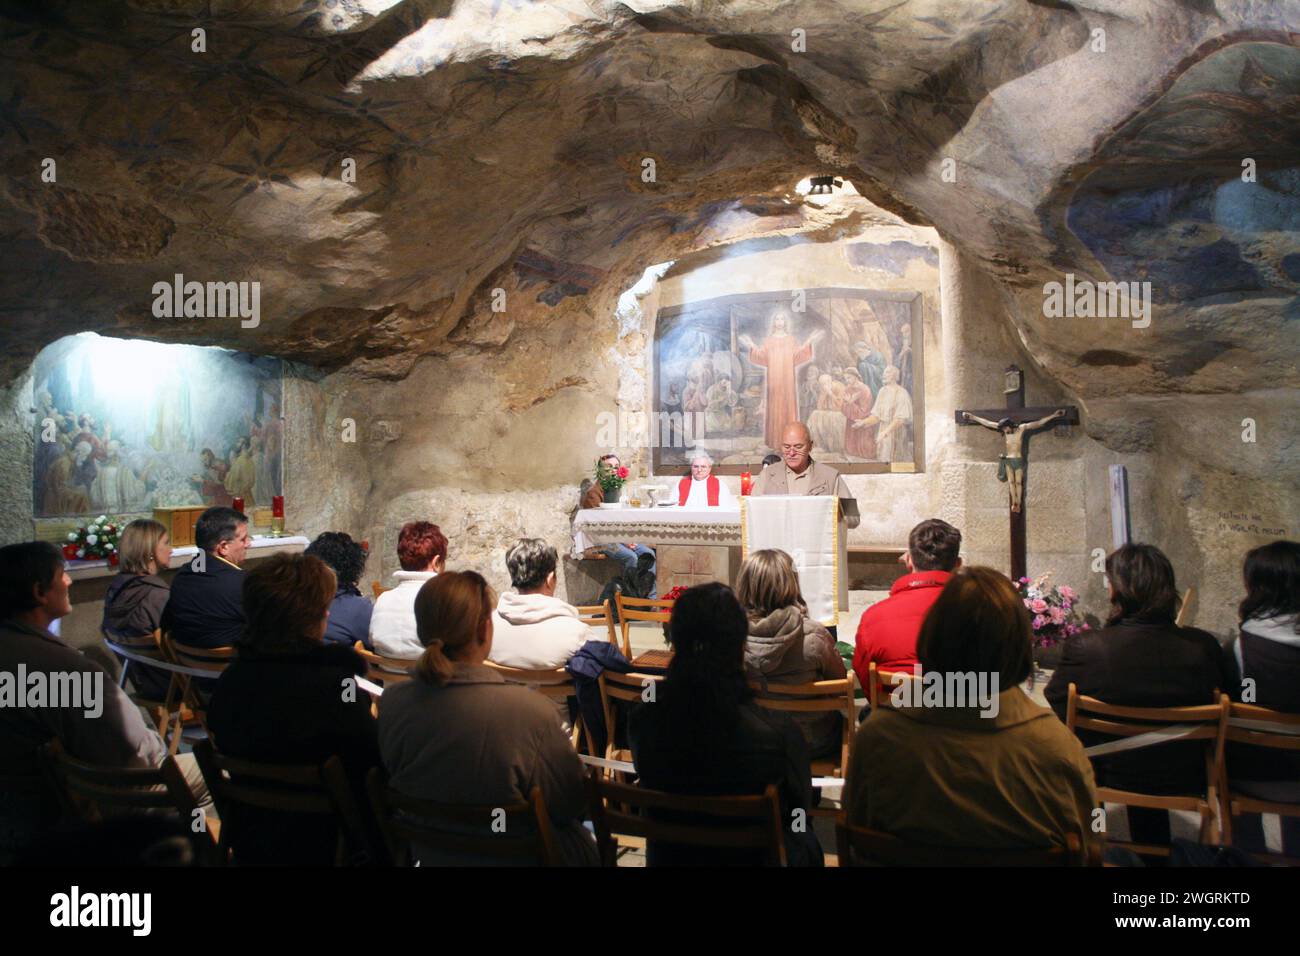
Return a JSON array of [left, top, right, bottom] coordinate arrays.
[[370, 521, 447, 660], [490, 538, 590, 670]]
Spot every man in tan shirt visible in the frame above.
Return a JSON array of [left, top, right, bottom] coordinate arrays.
[[750, 422, 861, 529]]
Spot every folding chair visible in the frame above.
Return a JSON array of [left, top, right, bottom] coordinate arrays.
[[102, 628, 190, 744], [192, 738, 377, 866], [41, 739, 215, 863], [750, 676, 856, 781], [613, 592, 674, 659], [1066, 684, 1229, 857], [366, 768, 559, 866], [484, 660, 593, 753], [866, 661, 922, 711], [1219, 701, 1300, 864], [160, 634, 234, 746], [353, 641, 415, 688], [575, 599, 618, 647], [835, 821, 1095, 866], [585, 770, 787, 866], [597, 669, 664, 764]]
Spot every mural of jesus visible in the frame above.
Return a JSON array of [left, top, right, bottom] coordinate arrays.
[[740, 313, 823, 451]]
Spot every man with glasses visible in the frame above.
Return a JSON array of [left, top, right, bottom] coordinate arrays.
[[750, 422, 860, 528]]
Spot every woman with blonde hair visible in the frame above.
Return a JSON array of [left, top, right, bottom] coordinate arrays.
[[735, 549, 846, 757], [102, 518, 173, 698], [377, 571, 598, 866]]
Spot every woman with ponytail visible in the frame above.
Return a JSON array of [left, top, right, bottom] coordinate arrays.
[[628, 582, 823, 866], [376, 571, 597, 866]]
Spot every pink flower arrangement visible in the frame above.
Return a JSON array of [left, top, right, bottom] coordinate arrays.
[[1016, 573, 1089, 648]]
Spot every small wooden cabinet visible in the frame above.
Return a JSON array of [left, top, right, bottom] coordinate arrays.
[[153, 506, 206, 547]]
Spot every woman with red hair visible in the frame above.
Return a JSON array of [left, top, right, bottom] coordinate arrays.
[[369, 521, 448, 659]]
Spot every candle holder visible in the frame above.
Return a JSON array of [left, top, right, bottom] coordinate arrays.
[[740, 472, 752, 496], [269, 495, 285, 537]]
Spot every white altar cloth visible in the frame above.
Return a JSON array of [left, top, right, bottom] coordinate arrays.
[[572, 506, 741, 554]]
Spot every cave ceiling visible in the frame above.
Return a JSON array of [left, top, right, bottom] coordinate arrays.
[[0, 0, 1296, 399]]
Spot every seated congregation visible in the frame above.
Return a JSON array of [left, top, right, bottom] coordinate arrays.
[[1, 503, 1296, 866]]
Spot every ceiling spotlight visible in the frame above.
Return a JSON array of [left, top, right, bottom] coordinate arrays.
[[808, 175, 842, 194]]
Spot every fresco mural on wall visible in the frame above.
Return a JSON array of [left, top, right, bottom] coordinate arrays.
[[653, 288, 923, 474], [33, 333, 283, 517]]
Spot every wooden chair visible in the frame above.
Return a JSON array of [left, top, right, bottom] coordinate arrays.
[[613, 592, 675, 659], [585, 770, 787, 866], [1066, 684, 1229, 857], [41, 739, 215, 863], [366, 768, 559, 866], [575, 599, 618, 647], [1218, 701, 1300, 864], [352, 641, 415, 688], [160, 634, 235, 745], [484, 660, 593, 753], [597, 669, 665, 764], [835, 821, 1095, 867], [371, 581, 390, 600], [750, 676, 856, 782], [102, 628, 186, 741], [192, 738, 378, 866], [866, 661, 922, 710]]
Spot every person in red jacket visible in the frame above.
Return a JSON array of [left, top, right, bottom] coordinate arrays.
[[853, 518, 963, 687]]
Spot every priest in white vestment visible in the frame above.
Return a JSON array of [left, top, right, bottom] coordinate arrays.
[[676, 452, 738, 508]]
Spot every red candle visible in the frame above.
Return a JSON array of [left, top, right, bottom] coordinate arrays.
[[740, 472, 752, 496], [272, 495, 284, 518], [232, 496, 245, 513]]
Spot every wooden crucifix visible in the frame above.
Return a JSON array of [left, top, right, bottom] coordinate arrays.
[[954, 366, 1079, 582]]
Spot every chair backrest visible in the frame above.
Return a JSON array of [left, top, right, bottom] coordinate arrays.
[[483, 660, 576, 701], [366, 768, 559, 865], [103, 627, 165, 652], [371, 581, 390, 600], [1066, 684, 1229, 852], [192, 738, 375, 865], [614, 592, 674, 658], [42, 739, 200, 822], [749, 677, 856, 776], [353, 641, 416, 686], [585, 771, 787, 866], [574, 599, 618, 647], [163, 635, 236, 675], [41, 739, 215, 864], [866, 662, 922, 710], [835, 821, 1093, 867], [597, 670, 665, 759], [1220, 701, 1300, 861]]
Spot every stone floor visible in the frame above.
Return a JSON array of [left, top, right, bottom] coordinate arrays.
[[612, 588, 887, 866]]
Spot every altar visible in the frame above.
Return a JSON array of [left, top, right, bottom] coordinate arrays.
[[573, 501, 850, 621], [573, 505, 743, 594]]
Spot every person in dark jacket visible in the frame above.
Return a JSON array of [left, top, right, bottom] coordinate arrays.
[[102, 518, 173, 698], [206, 552, 380, 865], [629, 582, 823, 866], [1225, 540, 1300, 801], [161, 506, 248, 650], [304, 531, 373, 649], [1045, 543, 1231, 847]]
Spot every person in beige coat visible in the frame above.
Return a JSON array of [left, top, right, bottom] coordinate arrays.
[[736, 549, 847, 757], [845, 567, 1099, 856], [377, 570, 598, 866]]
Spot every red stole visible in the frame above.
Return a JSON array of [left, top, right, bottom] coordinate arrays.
[[678, 475, 719, 506]]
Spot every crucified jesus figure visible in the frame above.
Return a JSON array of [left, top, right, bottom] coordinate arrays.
[[960, 408, 1067, 513]]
